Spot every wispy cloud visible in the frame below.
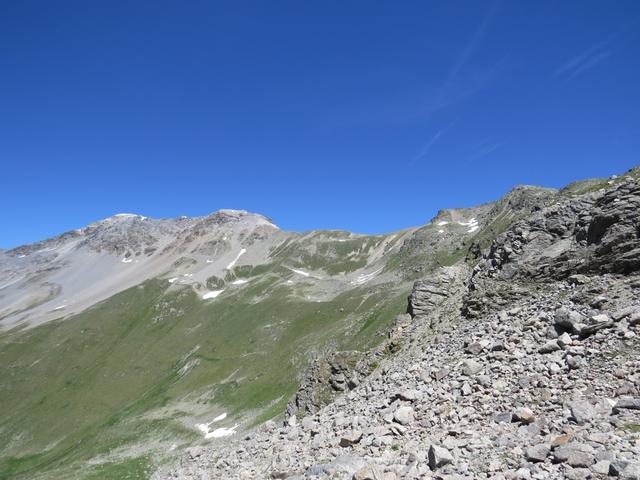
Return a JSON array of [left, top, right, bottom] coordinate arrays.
[[553, 18, 640, 81], [554, 41, 612, 80], [432, 0, 501, 111], [410, 122, 455, 165], [467, 137, 503, 163]]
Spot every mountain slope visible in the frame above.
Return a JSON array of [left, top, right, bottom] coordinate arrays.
[[1, 167, 637, 479], [157, 168, 640, 480]]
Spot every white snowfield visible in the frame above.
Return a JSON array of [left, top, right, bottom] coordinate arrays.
[[202, 290, 224, 300], [468, 225, 480, 233], [230, 279, 249, 285], [195, 412, 238, 439], [225, 249, 246, 270], [168, 277, 178, 283], [121, 257, 133, 263], [437, 221, 449, 226]]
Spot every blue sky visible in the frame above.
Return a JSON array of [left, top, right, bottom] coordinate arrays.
[[1, 1, 639, 247]]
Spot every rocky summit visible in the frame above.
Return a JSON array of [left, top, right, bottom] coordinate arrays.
[[2, 168, 640, 480], [157, 169, 640, 480]]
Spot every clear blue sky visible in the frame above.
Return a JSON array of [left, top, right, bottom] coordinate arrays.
[[1, 1, 639, 247]]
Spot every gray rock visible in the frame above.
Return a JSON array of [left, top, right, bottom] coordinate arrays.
[[620, 462, 640, 480], [525, 444, 550, 463], [554, 308, 585, 332], [428, 445, 453, 470], [339, 431, 363, 447], [539, 340, 561, 353], [465, 342, 483, 355], [568, 400, 596, 425], [613, 397, 640, 412], [461, 359, 483, 376], [495, 412, 513, 423], [566, 355, 583, 369], [353, 464, 384, 480], [591, 460, 611, 475], [393, 406, 414, 426], [512, 407, 535, 424]]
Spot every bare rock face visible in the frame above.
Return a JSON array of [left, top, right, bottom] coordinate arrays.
[[286, 351, 372, 420], [478, 178, 640, 280], [407, 265, 467, 324]]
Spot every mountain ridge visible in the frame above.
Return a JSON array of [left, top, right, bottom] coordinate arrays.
[[1, 165, 639, 479]]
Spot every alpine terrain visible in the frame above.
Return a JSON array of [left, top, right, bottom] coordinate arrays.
[[2, 166, 640, 480]]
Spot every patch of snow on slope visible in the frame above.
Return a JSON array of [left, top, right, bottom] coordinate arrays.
[[289, 268, 310, 277], [212, 412, 227, 422], [231, 279, 249, 285], [168, 277, 178, 283], [18, 254, 27, 258], [457, 218, 478, 227], [438, 229, 445, 233], [121, 257, 133, 263], [202, 290, 224, 299], [52, 305, 67, 311], [437, 221, 449, 226], [468, 225, 479, 233], [113, 213, 148, 220], [196, 420, 238, 439], [225, 249, 246, 270], [350, 267, 383, 285]]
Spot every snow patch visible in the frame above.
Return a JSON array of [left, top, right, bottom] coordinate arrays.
[[18, 254, 27, 258], [289, 268, 310, 277], [168, 277, 178, 284], [202, 290, 224, 300], [437, 221, 449, 226], [212, 412, 227, 422], [121, 257, 133, 263], [350, 267, 383, 286], [53, 305, 67, 311], [467, 225, 479, 233], [438, 229, 445, 234], [231, 279, 249, 285], [225, 249, 246, 270], [114, 213, 147, 220], [457, 218, 478, 227], [206, 259, 213, 264], [196, 420, 238, 439]]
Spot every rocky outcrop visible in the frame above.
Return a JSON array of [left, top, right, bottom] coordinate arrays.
[[477, 178, 640, 281], [286, 350, 371, 420], [407, 265, 468, 325]]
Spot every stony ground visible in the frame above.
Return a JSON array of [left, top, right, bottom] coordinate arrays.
[[156, 265, 640, 479], [156, 175, 640, 480]]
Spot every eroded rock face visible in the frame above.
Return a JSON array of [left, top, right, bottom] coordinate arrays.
[[407, 265, 468, 326], [479, 179, 640, 280]]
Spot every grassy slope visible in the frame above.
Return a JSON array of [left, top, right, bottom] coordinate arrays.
[[0, 235, 409, 480]]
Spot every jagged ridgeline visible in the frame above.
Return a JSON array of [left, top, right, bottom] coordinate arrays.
[[1, 168, 639, 479]]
